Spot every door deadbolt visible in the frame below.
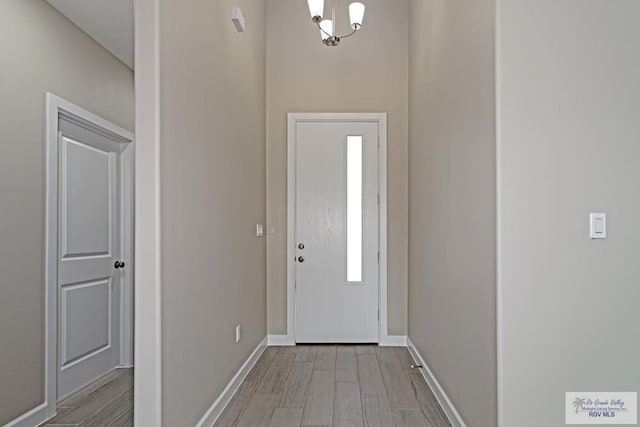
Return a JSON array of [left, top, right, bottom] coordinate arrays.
[[298, 243, 305, 250], [297, 256, 305, 263], [114, 261, 125, 269]]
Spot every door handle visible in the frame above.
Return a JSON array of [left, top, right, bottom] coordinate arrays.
[[297, 256, 305, 263], [114, 261, 126, 269], [298, 243, 305, 250]]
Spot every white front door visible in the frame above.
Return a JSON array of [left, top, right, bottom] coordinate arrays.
[[294, 120, 379, 343], [57, 117, 125, 398]]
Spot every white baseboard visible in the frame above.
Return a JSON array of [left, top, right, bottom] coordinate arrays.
[[195, 336, 268, 427], [3, 402, 50, 427], [267, 335, 295, 346], [407, 337, 467, 427], [379, 335, 408, 347], [267, 334, 407, 347]]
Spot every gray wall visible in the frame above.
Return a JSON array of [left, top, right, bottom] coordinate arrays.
[[158, 0, 267, 424], [497, 1, 640, 426], [407, 0, 497, 426], [0, 1, 134, 424], [266, 0, 409, 336]]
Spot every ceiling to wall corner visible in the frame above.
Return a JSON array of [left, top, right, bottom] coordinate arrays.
[[46, 0, 134, 69]]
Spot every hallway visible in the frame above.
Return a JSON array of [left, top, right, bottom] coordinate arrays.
[[3, 1, 640, 426], [215, 345, 450, 427]]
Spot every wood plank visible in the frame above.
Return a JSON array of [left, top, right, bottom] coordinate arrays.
[[378, 359, 419, 410], [214, 380, 258, 426], [215, 347, 279, 426], [278, 346, 299, 354], [268, 408, 304, 427], [357, 355, 386, 395], [246, 347, 281, 384], [58, 369, 129, 407], [302, 371, 335, 426], [393, 348, 416, 371], [43, 420, 76, 427], [295, 345, 318, 362], [355, 345, 376, 355], [257, 353, 296, 394], [407, 371, 451, 427], [46, 370, 133, 424], [332, 381, 364, 427], [363, 394, 395, 427], [109, 408, 133, 427], [335, 346, 358, 382], [313, 345, 337, 372], [235, 394, 281, 427], [375, 346, 399, 364], [42, 406, 75, 426], [280, 361, 314, 408], [392, 410, 431, 427], [78, 387, 133, 427]]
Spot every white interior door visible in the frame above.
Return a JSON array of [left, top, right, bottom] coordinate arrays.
[[57, 117, 125, 399], [295, 121, 379, 343]]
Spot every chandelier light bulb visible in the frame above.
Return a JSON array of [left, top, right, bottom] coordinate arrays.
[[319, 19, 334, 41], [349, 2, 365, 29], [307, 0, 324, 22]]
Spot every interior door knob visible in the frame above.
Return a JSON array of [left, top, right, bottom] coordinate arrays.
[[114, 261, 125, 269], [297, 256, 305, 263], [298, 243, 305, 250]]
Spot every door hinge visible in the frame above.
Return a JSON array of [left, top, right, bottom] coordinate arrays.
[[377, 309, 380, 321], [377, 194, 380, 205], [377, 251, 380, 263], [377, 136, 380, 148]]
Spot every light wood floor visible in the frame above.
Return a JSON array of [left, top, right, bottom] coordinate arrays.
[[215, 345, 451, 427], [44, 368, 133, 427]]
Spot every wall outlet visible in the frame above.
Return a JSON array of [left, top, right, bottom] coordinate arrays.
[[235, 325, 241, 343]]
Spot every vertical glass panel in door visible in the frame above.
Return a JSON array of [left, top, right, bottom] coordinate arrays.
[[347, 136, 363, 282]]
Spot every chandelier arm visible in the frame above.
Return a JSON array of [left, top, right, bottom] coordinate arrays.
[[337, 28, 359, 39], [316, 21, 333, 38]]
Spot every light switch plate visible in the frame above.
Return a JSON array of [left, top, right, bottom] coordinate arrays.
[[235, 325, 241, 343], [256, 224, 264, 237], [590, 213, 607, 239]]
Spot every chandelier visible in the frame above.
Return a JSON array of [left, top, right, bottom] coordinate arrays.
[[307, 0, 366, 47]]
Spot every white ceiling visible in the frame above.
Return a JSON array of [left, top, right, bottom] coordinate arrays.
[[47, 0, 134, 69]]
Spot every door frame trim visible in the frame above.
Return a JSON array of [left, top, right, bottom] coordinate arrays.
[[286, 112, 389, 344], [44, 93, 134, 418]]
